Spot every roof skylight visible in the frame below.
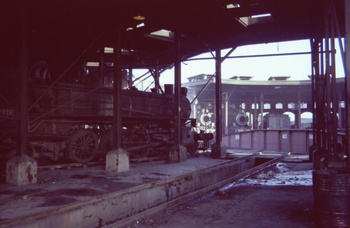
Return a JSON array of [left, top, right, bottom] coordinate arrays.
[[150, 29, 173, 38], [136, 22, 145, 28], [251, 13, 271, 18], [226, 3, 240, 9], [103, 48, 134, 54]]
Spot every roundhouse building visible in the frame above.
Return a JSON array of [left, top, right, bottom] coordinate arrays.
[[184, 74, 346, 134]]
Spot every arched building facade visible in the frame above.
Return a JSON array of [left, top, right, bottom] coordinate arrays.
[[184, 74, 346, 134]]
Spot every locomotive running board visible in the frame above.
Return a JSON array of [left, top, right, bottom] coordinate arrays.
[[0, 153, 285, 228]]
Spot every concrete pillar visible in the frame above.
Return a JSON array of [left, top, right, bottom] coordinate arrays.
[[6, 154, 37, 185], [106, 148, 129, 172], [168, 145, 187, 163]]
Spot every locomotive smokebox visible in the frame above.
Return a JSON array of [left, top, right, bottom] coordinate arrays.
[[236, 113, 249, 126]]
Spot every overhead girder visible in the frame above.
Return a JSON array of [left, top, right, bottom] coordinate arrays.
[[2, 0, 346, 78]]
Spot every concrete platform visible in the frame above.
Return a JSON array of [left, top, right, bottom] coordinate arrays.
[[0, 150, 303, 228]]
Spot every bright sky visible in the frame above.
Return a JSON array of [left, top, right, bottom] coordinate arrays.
[[134, 39, 345, 90]]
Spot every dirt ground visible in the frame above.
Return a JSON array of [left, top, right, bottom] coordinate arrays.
[[128, 162, 315, 228]]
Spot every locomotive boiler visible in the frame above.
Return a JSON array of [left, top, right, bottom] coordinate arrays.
[[0, 77, 201, 163]]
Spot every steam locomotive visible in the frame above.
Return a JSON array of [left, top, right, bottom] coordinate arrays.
[[0, 70, 209, 163]]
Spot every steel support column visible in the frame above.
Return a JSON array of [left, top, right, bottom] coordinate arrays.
[[113, 22, 122, 149], [154, 58, 160, 93], [6, 2, 37, 186], [19, 4, 28, 156], [345, 0, 350, 167], [311, 38, 323, 149], [128, 67, 133, 88], [167, 30, 187, 163], [99, 46, 104, 85], [324, 0, 339, 167], [215, 49, 222, 143], [211, 49, 226, 158], [174, 32, 181, 147], [311, 39, 316, 146], [312, 0, 343, 169], [106, 13, 129, 173]]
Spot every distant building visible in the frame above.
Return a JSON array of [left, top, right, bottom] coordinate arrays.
[[183, 75, 345, 134]]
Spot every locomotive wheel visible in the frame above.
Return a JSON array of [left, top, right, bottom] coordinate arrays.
[[68, 129, 98, 163]]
